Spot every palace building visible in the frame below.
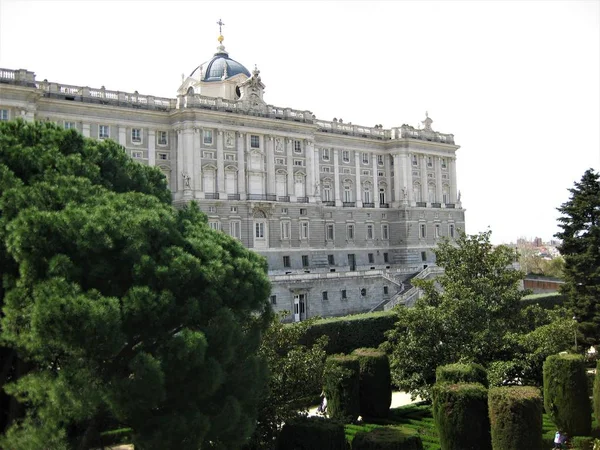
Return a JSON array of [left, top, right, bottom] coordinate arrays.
[[0, 29, 465, 321]]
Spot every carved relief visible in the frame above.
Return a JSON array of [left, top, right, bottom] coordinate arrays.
[[225, 131, 235, 147]]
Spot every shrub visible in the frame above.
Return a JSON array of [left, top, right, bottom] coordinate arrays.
[[543, 353, 591, 436], [352, 426, 424, 450], [275, 416, 347, 450], [352, 348, 392, 419], [299, 312, 398, 354], [594, 360, 600, 424], [488, 386, 543, 450], [571, 436, 595, 450], [323, 355, 361, 422], [436, 363, 488, 388], [432, 383, 491, 450]]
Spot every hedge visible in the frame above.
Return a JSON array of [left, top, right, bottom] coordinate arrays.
[[299, 312, 398, 354], [488, 386, 543, 450], [432, 383, 491, 450], [436, 363, 488, 388], [323, 355, 361, 422], [352, 348, 392, 419], [520, 293, 566, 310], [275, 416, 347, 450], [352, 426, 424, 450], [594, 360, 600, 425], [543, 353, 591, 436]]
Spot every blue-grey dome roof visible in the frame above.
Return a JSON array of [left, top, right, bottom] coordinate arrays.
[[190, 49, 250, 83]]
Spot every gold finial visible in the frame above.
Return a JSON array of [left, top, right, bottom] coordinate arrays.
[[217, 18, 225, 43]]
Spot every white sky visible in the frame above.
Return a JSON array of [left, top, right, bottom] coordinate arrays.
[[1, 0, 598, 244]]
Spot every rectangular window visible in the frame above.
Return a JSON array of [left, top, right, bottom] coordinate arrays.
[[158, 131, 168, 145], [300, 221, 309, 239], [378, 171, 384, 177], [383, 286, 389, 295], [382, 224, 389, 240], [158, 153, 168, 160], [294, 159, 305, 166], [203, 130, 213, 145], [275, 158, 285, 165], [230, 206, 238, 213], [270, 295, 277, 305], [229, 221, 241, 239], [322, 148, 330, 161], [302, 255, 309, 267], [131, 151, 143, 159], [0, 109, 9, 121], [283, 255, 291, 268], [381, 213, 387, 219], [366, 224, 374, 240], [209, 221, 220, 231], [131, 128, 141, 143], [347, 224, 355, 240], [281, 208, 288, 214], [321, 166, 331, 173], [362, 170, 370, 176], [293, 140, 302, 153], [300, 208, 307, 216], [421, 251, 427, 262], [362, 153, 369, 164], [412, 155, 418, 166], [326, 224, 334, 241], [64, 121, 75, 130], [250, 135, 260, 148], [427, 156, 433, 168], [435, 224, 440, 238], [99, 125, 109, 139], [281, 221, 291, 240], [203, 151, 215, 159], [449, 224, 455, 238], [322, 291, 328, 301], [328, 254, 335, 265], [383, 252, 389, 263], [341, 289, 347, 299], [255, 222, 264, 238], [368, 253, 374, 264], [208, 206, 216, 213], [377, 155, 384, 166], [342, 150, 350, 163], [441, 158, 447, 169], [420, 224, 426, 238], [225, 153, 237, 161]]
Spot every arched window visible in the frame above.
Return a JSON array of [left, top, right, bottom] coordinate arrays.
[[442, 184, 450, 204], [322, 183, 332, 202], [343, 184, 353, 202], [413, 182, 421, 202], [363, 182, 372, 204], [428, 183, 436, 203]]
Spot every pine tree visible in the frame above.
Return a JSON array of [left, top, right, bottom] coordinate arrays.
[[556, 169, 600, 347]]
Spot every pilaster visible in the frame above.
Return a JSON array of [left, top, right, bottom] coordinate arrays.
[[217, 130, 225, 196], [435, 157, 443, 202], [333, 149, 341, 206], [420, 154, 428, 203], [237, 132, 246, 200], [305, 140, 314, 201], [193, 128, 203, 197], [266, 136, 275, 195], [148, 130, 156, 167], [372, 157, 379, 207], [393, 154, 402, 207], [286, 139, 296, 201], [354, 151, 362, 207], [82, 123, 90, 138]]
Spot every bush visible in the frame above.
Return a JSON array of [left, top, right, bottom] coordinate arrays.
[[571, 436, 595, 450], [275, 416, 347, 450], [352, 426, 424, 450], [543, 353, 591, 436], [323, 355, 361, 422], [488, 386, 543, 450], [520, 293, 567, 310], [299, 312, 398, 354], [432, 383, 491, 450], [352, 348, 392, 419], [594, 360, 600, 425], [436, 363, 488, 388]]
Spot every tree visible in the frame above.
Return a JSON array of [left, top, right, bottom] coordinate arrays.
[[0, 120, 273, 449], [555, 168, 600, 346]]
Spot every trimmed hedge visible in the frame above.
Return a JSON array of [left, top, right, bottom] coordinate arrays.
[[543, 353, 591, 436], [520, 293, 566, 310], [352, 426, 424, 450], [323, 355, 361, 422], [594, 360, 600, 425], [299, 312, 398, 354], [436, 363, 488, 388], [432, 383, 491, 450], [488, 386, 543, 450], [275, 416, 347, 450], [352, 348, 392, 419]]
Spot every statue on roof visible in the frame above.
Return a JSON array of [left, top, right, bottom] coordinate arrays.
[[422, 111, 433, 131]]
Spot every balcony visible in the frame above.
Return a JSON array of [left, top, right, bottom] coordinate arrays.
[[380, 203, 389, 208], [297, 196, 309, 203], [446, 203, 456, 209], [323, 201, 336, 207], [343, 202, 356, 207], [227, 194, 240, 200], [416, 201, 427, 207], [363, 203, 375, 208], [278, 195, 290, 202], [205, 193, 220, 199], [431, 202, 441, 208], [248, 194, 277, 201]]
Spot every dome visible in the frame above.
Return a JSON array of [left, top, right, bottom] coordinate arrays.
[[190, 47, 250, 83]]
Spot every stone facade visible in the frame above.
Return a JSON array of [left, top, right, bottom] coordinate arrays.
[[0, 38, 465, 321]]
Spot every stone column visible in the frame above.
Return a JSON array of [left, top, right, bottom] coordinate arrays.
[[286, 139, 295, 201], [372, 157, 379, 207], [420, 154, 428, 203], [237, 132, 246, 200], [216, 130, 225, 196], [305, 140, 314, 201], [403, 153, 413, 204], [148, 130, 156, 167], [450, 157, 457, 203], [393, 154, 402, 207], [435, 157, 443, 203], [118, 126, 127, 147], [354, 151, 362, 207], [176, 129, 184, 193], [183, 127, 194, 198], [82, 123, 90, 138], [313, 145, 320, 201], [266, 136, 275, 195], [385, 154, 393, 205], [333, 149, 341, 206], [193, 128, 203, 197]]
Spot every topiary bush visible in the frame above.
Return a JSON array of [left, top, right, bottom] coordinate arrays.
[[352, 348, 392, 419], [275, 416, 347, 450], [432, 383, 491, 450], [323, 355, 361, 422], [543, 353, 591, 436], [352, 426, 423, 450], [594, 360, 600, 425], [436, 362, 488, 388], [488, 386, 543, 450]]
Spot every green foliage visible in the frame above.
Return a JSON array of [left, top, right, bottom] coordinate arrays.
[[432, 383, 491, 450], [275, 416, 347, 450], [543, 353, 591, 436], [488, 386, 543, 450], [0, 120, 273, 449], [593, 360, 600, 426], [520, 292, 567, 309], [299, 312, 398, 354], [246, 314, 328, 450], [352, 426, 424, 450], [352, 348, 392, 419], [323, 355, 361, 423], [435, 363, 488, 388], [556, 169, 600, 347]]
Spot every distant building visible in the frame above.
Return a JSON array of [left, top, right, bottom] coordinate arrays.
[[0, 29, 465, 320]]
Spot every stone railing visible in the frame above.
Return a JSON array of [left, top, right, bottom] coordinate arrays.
[[0, 68, 36, 86], [395, 124, 455, 145], [315, 119, 391, 140], [383, 265, 445, 311]]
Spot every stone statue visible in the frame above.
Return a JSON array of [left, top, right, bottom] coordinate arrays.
[[457, 190, 462, 202], [314, 181, 321, 197], [275, 138, 283, 152], [225, 131, 234, 147], [182, 172, 191, 189], [402, 186, 408, 199]]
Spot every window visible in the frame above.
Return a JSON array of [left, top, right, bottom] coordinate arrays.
[[343, 185, 353, 202], [203, 151, 215, 159], [99, 125, 109, 139], [203, 130, 213, 145], [379, 188, 386, 204], [209, 221, 221, 231], [323, 185, 332, 201], [225, 153, 237, 161], [208, 206, 216, 213], [341, 289, 347, 299], [255, 222, 264, 238], [294, 159, 305, 166], [293, 140, 302, 153], [302, 255, 309, 267], [158, 153, 168, 160], [322, 291, 328, 301], [383, 252, 389, 263], [131, 151, 143, 159], [328, 254, 335, 265], [412, 155, 418, 166], [342, 150, 350, 163], [368, 253, 374, 264], [281, 221, 291, 240], [441, 158, 447, 169], [360, 288, 367, 297], [366, 224, 374, 240], [377, 155, 384, 166], [300, 221, 309, 239], [281, 207, 288, 214], [378, 171, 384, 177], [420, 224, 426, 238], [283, 255, 291, 268], [158, 130, 168, 145], [322, 166, 331, 173], [427, 156, 433, 168], [381, 213, 387, 219], [230, 206, 238, 213], [0, 109, 9, 121], [382, 224, 389, 240], [362, 153, 369, 164], [326, 224, 335, 241], [363, 187, 371, 204], [300, 208, 307, 216], [131, 128, 141, 143], [250, 135, 260, 148], [270, 295, 277, 305], [64, 121, 75, 130], [229, 220, 241, 239], [449, 224, 455, 238], [435, 224, 440, 238], [322, 148, 330, 161], [275, 158, 285, 165], [362, 170, 370, 176], [421, 251, 427, 262], [384, 286, 389, 295], [347, 224, 355, 240]]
